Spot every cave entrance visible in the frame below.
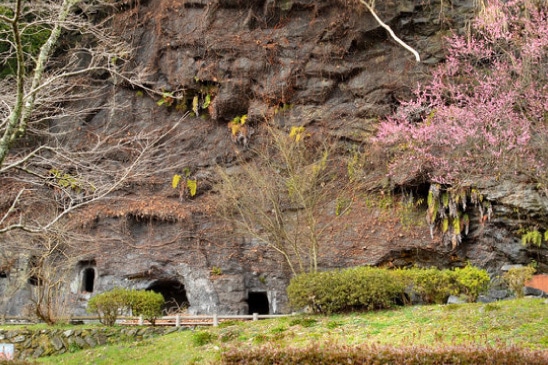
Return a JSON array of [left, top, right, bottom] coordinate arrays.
[[81, 267, 96, 293], [147, 279, 189, 314], [247, 291, 269, 315], [27, 256, 41, 286], [78, 260, 96, 293]]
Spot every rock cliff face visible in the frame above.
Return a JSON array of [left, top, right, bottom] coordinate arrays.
[[2, 0, 547, 316]]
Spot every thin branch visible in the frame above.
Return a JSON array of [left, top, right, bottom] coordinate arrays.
[[0, 14, 12, 23], [0, 189, 26, 227], [24, 65, 111, 98], [359, 0, 421, 62], [0, 145, 54, 173], [0, 116, 188, 234]]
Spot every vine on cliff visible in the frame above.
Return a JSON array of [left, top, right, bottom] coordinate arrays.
[[426, 184, 492, 249]]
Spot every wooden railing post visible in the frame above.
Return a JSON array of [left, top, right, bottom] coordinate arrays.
[[0, 313, 291, 327]]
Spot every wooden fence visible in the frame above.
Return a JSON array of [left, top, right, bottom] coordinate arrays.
[[1, 313, 292, 327]]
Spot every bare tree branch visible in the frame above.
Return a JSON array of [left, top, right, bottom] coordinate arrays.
[[359, 0, 421, 62], [217, 125, 351, 275]]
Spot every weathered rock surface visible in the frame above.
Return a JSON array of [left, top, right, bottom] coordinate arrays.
[[1, 0, 547, 317]]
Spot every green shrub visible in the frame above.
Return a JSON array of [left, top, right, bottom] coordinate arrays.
[[129, 290, 165, 326], [288, 265, 491, 313], [286, 271, 328, 312], [397, 266, 489, 304], [398, 267, 458, 304], [343, 267, 407, 311], [502, 266, 536, 298], [453, 265, 490, 302], [289, 317, 317, 328], [87, 288, 165, 326], [191, 330, 215, 346], [87, 288, 129, 326], [287, 267, 406, 314]]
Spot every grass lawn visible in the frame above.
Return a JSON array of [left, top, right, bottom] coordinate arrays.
[[35, 298, 548, 365]]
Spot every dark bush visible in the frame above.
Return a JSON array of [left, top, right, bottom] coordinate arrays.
[[222, 343, 548, 365]]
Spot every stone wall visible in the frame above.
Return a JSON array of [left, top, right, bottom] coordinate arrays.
[[0, 326, 184, 360]]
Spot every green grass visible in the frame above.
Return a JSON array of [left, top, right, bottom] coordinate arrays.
[[35, 298, 548, 365]]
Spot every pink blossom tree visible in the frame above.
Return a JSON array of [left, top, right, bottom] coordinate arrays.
[[375, 0, 548, 188]]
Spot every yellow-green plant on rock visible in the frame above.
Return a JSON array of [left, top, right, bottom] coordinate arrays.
[[521, 229, 546, 247], [289, 126, 306, 142], [172, 168, 198, 200], [49, 168, 95, 194], [157, 91, 175, 107], [228, 115, 248, 136], [190, 77, 218, 117]]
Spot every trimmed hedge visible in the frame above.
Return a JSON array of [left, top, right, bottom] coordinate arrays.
[[287, 267, 407, 313], [87, 288, 165, 326], [287, 266, 490, 313], [130, 290, 165, 326], [397, 267, 457, 304], [222, 343, 548, 365], [87, 287, 128, 326]]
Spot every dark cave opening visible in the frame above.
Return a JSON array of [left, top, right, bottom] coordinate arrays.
[[81, 267, 96, 293], [247, 291, 270, 315], [147, 279, 189, 314], [27, 256, 41, 286], [78, 260, 97, 293]]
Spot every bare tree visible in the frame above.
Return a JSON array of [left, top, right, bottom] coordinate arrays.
[[0, 215, 110, 324], [0, 106, 193, 319], [0, 0, 187, 233], [1, 0, 125, 165], [22, 227, 80, 325], [217, 125, 352, 275], [0, 0, 197, 321]]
